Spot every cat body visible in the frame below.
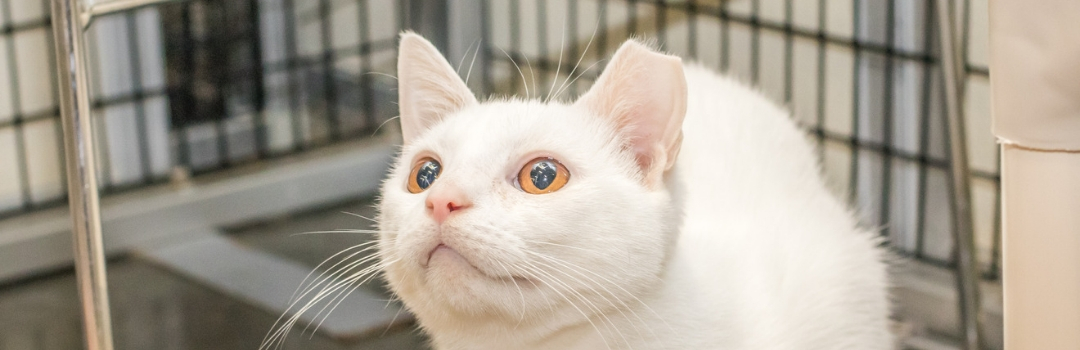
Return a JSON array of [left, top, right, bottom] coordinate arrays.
[[376, 33, 892, 350]]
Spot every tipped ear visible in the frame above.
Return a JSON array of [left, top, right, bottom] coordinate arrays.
[[575, 40, 687, 187], [397, 32, 478, 144]]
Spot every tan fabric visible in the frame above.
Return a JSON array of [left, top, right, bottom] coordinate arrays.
[[993, 1, 1080, 348], [991, 0, 1080, 150], [1001, 145, 1080, 348]]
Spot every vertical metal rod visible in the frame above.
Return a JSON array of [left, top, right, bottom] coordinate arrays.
[[934, 0, 983, 348], [50, 0, 116, 349]]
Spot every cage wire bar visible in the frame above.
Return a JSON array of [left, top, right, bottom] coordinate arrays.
[[50, 0, 115, 349], [50, 0, 184, 349], [935, 0, 982, 348]]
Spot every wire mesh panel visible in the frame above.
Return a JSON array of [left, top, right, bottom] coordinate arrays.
[[477, 0, 999, 280], [0, 0, 405, 219], [0, 0, 1000, 277], [0, 0, 62, 218], [0, 0, 999, 280]]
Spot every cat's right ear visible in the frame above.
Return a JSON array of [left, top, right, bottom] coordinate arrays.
[[397, 32, 478, 144], [575, 40, 687, 188]]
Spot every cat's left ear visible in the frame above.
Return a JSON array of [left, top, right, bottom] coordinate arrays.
[[575, 40, 687, 187], [397, 32, 478, 144]]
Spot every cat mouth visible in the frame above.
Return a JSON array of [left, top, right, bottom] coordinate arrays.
[[425, 244, 467, 267], [424, 244, 532, 284]]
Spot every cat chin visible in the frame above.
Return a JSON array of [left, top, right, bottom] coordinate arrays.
[[403, 269, 538, 320]]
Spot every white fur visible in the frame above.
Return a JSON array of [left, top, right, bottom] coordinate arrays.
[[377, 34, 892, 350]]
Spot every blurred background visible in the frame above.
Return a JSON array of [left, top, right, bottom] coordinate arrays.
[[0, 0, 1000, 349]]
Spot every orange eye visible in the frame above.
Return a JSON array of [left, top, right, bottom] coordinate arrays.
[[518, 158, 570, 194], [408, 157, 441, 193]]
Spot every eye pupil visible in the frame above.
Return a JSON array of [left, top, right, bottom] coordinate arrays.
[[529, 160, 558, 190], [416, 160, 441, 190]]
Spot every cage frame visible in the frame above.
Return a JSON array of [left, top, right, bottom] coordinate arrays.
[[38, 0, 987, 349]]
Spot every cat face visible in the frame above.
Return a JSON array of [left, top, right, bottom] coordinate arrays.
[[378, 33, 687, 328]]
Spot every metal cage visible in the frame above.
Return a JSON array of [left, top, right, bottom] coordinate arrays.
[[0, 0, 999, 349]]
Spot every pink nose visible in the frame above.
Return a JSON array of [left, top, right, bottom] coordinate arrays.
[[426, 185, 471, 224]]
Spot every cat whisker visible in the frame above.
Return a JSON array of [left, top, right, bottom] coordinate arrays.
[[309, 258, 384, 306], [308, 261, 384, 311], [332, 229, 380, 234], [494, 259, 529, 324], [553, 13, 601, 100], [274, 259, 394, 348], [341, 211, 380, 222], [383, 276, 405, 310], [464, 39, 482, 87], [526, 258, 633, 350], [283, 265, 379, 343], [381, 300, 406, 337], [528, 252, 662, 349], [305, 270, 370, 336], [289, 241, 379, 303], [547, 17, 569, 102], [514, 266, 609, 347], [551, 58, 604, 102], [476, 227, 635, 347], [498, 47, 530, 99], [522, 239, 598, 254], [289, 229, 379, 237], [361, 71, 398, 80], [372, 115, 401, 136], [515, 263, 615, 350], [267, 250, 384, 346], [262, 227, 393, 350], [456, 39, 478, 74], [309, 262, 389, 335], [522, 53, 538, 100], [527, 250, 678, 342], [298, 251, 384, 305]]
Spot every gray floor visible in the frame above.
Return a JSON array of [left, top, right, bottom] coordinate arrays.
[[0, 197, 981, 350], [0, 198, 430, 350]]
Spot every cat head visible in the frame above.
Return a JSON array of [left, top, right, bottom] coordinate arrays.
[[378, 33, 686, 332]]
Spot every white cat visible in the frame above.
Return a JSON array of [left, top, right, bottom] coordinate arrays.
[[376, 33, 892, 350]]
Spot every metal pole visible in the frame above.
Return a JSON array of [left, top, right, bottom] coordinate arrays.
[[81, 0, 185, 28], [50, 0, 116, 349], [934, 0, 983, 349]]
